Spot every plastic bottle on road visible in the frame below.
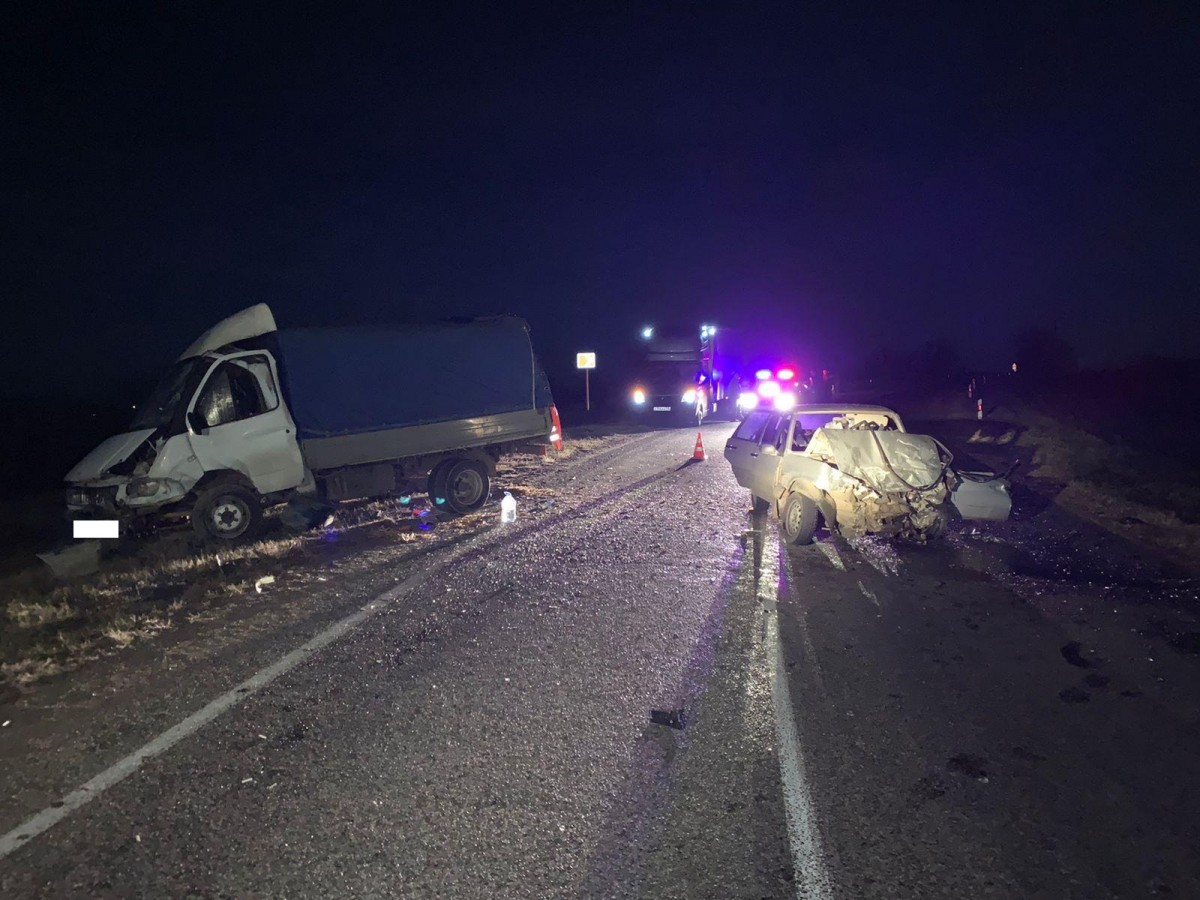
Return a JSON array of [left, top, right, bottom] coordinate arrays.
[[500, 491, 517, 524]]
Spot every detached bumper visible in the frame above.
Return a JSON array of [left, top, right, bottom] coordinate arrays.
[[951, 476, 1012, 521]]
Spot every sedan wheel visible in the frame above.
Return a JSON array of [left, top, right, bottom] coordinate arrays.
[[781, 493, 819, 545]]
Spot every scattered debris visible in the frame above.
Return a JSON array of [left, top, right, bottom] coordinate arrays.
[[36, 541, 103, 578], [649, 708, 687, 730], [1061, 641, 1098, 669], [280, 495, 336, 532], [1059, 686, 1090, 703], [254, 576, 276, 593], [947, 753, 989, 782]]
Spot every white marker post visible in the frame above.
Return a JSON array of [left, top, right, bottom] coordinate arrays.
[[576, 352, 596, 411]]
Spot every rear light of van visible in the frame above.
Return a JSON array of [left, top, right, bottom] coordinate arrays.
[[549, 405, 564, 451]]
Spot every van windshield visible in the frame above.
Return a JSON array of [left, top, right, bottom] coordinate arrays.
[[130, 358, 208, 431]]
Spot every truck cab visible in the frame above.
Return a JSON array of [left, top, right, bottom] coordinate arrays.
[[66, 306, 307, 541]]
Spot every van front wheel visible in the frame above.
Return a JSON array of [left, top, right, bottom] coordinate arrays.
[[192, 482, 264, 543]]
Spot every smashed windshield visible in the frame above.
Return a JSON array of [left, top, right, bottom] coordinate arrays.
[[129, 358, 208, 430]]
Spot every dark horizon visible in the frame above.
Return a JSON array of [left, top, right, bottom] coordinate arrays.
[[3, 3, 1198, 402]]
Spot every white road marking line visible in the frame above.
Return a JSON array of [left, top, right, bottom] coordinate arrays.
[[0, 555, 455, 861], [765, 538, 835, 900], [0, 434, 690, 861], [847, 537, 901, 578], [857, 580, 879, 607], [815, 541, 845, 571]]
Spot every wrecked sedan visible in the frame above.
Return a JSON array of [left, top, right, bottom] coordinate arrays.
[[723, 405, 1011, 544]]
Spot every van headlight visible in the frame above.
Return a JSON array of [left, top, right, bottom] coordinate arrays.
[[126, 478, 165, 498]]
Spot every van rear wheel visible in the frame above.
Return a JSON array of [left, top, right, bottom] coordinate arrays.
[[427, 461, 452, 511], [436, 459, 491, 515]]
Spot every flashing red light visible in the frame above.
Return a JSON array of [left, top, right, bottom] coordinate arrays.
[[776, 368, 795, 381]]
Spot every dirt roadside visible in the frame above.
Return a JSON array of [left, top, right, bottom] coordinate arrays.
[[906, 391, 1200, 577], [0, 427, 641, 700]]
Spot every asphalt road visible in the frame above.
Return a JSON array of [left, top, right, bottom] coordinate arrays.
[[2, 423, 1199, 897]]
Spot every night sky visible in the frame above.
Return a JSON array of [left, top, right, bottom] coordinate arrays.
[[3, 2, 1197, 401]]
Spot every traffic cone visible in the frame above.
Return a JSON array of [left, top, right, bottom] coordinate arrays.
[[693, 432, 706, 461]]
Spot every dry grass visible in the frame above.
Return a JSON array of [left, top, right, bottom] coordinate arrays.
[[6, 598, 76, 628], [1008, 404, 1200, 571], [102, 613, 170, 648], [0, 429, 632, 692]]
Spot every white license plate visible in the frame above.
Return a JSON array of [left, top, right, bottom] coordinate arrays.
[[653, 406, 672, 412]]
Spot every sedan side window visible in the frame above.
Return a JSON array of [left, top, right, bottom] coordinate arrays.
[[733, 410, 771, 442], [759, 414, 784, 449], [774, 420, 791, 454], [792, 425, 812, 452]]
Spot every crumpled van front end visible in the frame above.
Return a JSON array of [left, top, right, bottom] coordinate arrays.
[[64, 426, 199, 524]]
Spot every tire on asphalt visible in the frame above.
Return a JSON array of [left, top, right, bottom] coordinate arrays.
[[191, 481, 265, 544], [427, 460, 452, 511], [438, 458, 491, 515], [781, 492, 819, 545]]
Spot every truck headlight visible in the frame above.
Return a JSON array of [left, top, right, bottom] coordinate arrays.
[[632, 388, 646, 405], [681, 389, 697, 403]]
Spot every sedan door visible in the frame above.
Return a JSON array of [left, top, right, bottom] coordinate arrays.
[[723, 409, 773, 490], [749, 414, 790, 502]]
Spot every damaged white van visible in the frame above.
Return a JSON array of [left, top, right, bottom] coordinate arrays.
[[65, 305, 562, 543]]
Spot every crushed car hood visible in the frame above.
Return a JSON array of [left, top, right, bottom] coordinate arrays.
[[65, 429, 156, 483], [807, 429, 948, 494]]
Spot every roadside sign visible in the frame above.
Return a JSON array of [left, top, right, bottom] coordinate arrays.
[[576, 352, 596, 411]]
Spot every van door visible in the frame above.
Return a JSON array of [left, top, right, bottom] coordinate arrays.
[[186, 352, 305, 493]]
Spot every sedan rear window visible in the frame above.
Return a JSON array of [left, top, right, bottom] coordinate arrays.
[[733, 410, 771, 442]]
